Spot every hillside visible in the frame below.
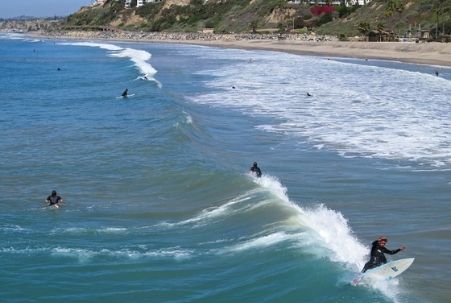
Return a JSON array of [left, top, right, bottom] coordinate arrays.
[[65, 0, 338, 33], [317, 0, 450, 39], [64, 0, 450, 38]]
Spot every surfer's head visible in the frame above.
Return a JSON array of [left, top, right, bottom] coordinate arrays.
[[253, 162, 258, 167], [51, 190, 57, 196], [378, 236, 388, 245]]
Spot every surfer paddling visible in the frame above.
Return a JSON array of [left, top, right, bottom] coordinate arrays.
[[45, 190, 63, 208], [361, 236, 405, 273]]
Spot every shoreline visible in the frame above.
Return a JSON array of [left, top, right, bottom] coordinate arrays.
[[26, 30, 451, 67]]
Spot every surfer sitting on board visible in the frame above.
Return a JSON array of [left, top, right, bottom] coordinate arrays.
[[121, 88, 128, 98], [361, 236, 405, 273], [250, 162, 262, 178], [45, 190, 63, 208]]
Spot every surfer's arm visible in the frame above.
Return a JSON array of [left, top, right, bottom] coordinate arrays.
[[382, 247, 402, 255]]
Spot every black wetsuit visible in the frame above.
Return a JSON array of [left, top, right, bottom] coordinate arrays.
[[250, 165, 262, 178], [362, 240, 401, 272], [47, 194, 62, 206]]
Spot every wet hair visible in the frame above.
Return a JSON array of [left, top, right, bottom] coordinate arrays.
[[51, 190, 57, 196], [253, 162, 258, 166]]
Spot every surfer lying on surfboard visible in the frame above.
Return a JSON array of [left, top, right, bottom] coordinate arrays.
[[361, 236, 405, 273], [45, 190, 63, 208]]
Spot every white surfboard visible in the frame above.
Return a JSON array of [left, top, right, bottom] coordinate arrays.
[[352, 258, 414, 285], [116, 94, 135, 99]]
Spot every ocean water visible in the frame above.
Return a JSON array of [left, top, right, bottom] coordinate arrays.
[[0, 33, 450, 303]]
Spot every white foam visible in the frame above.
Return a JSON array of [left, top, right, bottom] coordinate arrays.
[[60, 41, 123, 51], [190, 48, 451, 169], [51, 246, 192, 261], [51, 227, 128, 235], [110, 48, 156, 76], [220, 231, 300, 254], [183, 111, 193, 125], [1, 245, 192, 262], [157, 191, 257, 228], [0, 224, 28, 233], [60, 42, 160, 86]]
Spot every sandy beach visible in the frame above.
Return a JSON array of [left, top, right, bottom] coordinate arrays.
[[31, 30, 451, 67], [191, 40, 451, 67]]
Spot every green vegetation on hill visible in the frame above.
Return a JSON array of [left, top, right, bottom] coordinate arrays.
[[317, 0, 451, 39], [64, 0, 450, 39], [66, 0, 312, 33]]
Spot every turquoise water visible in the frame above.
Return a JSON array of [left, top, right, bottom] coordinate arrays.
[[1, 34, 450, 303]]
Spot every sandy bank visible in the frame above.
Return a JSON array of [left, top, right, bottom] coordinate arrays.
[[32, 30, 451, 67], [188, 40, 451, 67]]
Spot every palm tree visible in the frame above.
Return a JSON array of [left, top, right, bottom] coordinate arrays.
[[358, 21, 371, 41], [376, 22, 384, 41]]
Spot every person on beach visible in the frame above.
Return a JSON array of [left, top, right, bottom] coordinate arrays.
[[250, 162, 262, 178], [361, 236, 405, 273], [122, 88, 128, 98], [45, 190, 63, 208]]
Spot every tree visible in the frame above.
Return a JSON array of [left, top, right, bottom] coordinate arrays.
[[358, 22, 371, 41], [385, 0, 405, 17], [376, 22, 385, 41], [250, 20, 258, 33]]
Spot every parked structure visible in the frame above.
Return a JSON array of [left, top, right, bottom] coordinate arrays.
[[288, 0, 371, 6]]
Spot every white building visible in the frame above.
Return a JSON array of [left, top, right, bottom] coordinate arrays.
[[137, 0, 163, 7], [93, 0, 106, 5]]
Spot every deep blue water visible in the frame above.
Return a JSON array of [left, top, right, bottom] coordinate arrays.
[[1, 34, 450, 303]]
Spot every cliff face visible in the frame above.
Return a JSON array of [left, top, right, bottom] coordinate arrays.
[[65, 0, 306, 33], [64, 0, 450, 37]]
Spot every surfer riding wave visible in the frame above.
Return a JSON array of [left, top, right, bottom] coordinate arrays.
[[361, 236, 405, 273]]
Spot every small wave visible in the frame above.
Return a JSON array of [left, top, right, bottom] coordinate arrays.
[[0, 33, 25, 40], [218, 231, 302, 254], [110, 48, 156, 76], [51, 226, 128, 235], [0, 224, 28, 233], [51, 246, 192, 261], [60, 41, 123, 51], [1, 246, 192, 261], [156, 189, 264, 228], [59, 42, 161, 87]]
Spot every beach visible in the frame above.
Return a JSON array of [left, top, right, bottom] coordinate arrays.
[[33, 30, 451, 66]]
